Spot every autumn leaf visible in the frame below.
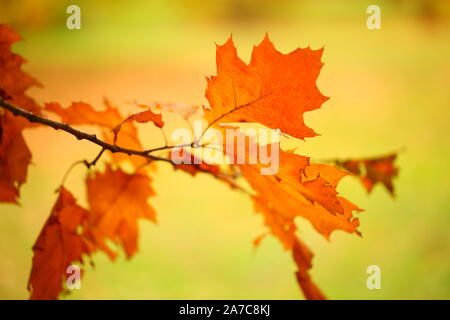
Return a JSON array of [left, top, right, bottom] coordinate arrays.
[[0, 25, 401, 300], [28, 187, 90, 300], [205, 34, 328, 140], [84, 165, 156, 259], [45, 100, 147, 168], [239, 152, 355, 300], [0, 25, 41, 114], [240, 150, 362, 240], [113, 107, 164, 144], [0, 25, 41, 204], [204, 36, 363, 299], [337, 154, 399, 195], [44, 101, 122, 127], [220, 130, 361, 238], [196, 129, 360, 298], [252, 194, 326, 299], [292, 238, 326, 300]]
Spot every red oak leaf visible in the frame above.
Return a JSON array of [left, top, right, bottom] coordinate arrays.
[[28, 187, 90, 300], [84, 165, 156, 259]]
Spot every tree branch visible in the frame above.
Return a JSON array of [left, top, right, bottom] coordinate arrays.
[[0, 98, 248, 191], [84, 147, 106, 168], [0, 98, 172, 164]]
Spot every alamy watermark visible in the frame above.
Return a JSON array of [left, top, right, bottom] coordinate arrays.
[[66, 5, 81, 30], [170, 121, 280, 175], [366, 5, 381, 30], [66, 264, 81, 290], [366, 265, 381, 290]]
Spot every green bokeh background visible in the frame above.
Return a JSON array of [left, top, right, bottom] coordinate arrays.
[[0, 0, 449, 299]]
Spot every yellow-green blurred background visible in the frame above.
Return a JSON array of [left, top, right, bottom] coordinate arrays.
[[1, 0, 449, 299]]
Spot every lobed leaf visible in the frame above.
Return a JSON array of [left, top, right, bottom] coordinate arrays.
[[28, 187, 90, 300]]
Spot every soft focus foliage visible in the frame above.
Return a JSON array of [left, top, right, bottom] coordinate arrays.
[[0, 24, 399, 300], [1, 0, 449, 300]]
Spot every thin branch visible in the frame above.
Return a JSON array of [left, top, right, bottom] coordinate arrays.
[[84, 147, 106, 168], [0, 99, 243, 185], [140, 95, 268, 154], [0, 99, 172, 164]]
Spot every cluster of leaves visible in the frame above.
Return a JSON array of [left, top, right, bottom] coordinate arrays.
[[0, 25, 398, 300]]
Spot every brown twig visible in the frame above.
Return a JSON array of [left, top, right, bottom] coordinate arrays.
[[0, 99, 246, 189], [84, 147, 106, 168], [0, 99, 172, 164]]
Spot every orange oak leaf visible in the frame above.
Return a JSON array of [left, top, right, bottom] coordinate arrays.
[[44, 101, 122, 127], [0, 25, 401, 301], [252, 194, 325, 299], [292, 238, 326, 300], [211, 129, 360, 299], [0, 25, 41, 204], [337, 154, 399, 195], [240, 150, 362, 241], [205, 34, 328, 140], [193, 119, 361, 299], [28, 187, 90, 300], [84, 165, 156, 259], [300, 163, 350, 216], [113, 107, 164, 144], [219, 131, 360, 237], [203, 34, 362, 299], [44, 100, 147, 168], [0, 25, 41, 114], [252, 194, 298, 249]]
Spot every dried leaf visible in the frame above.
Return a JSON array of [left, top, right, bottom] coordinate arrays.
[[45, 101, 147, 168], [252, 194, 325, 299], [292, 238, 326, 300], [45, 101, 122, 127], [240, 150, 362, 240], [0, 25, 40, 204], [84, 165, 156, 259], [0, 25, 41, 114], [0, 25, 401, 300], [204, 36, 365, 299], [28, 187, 90, 300], [338, 154, 399, 195], [205, 35, 328, 140], [113, 107, 164, 144]]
